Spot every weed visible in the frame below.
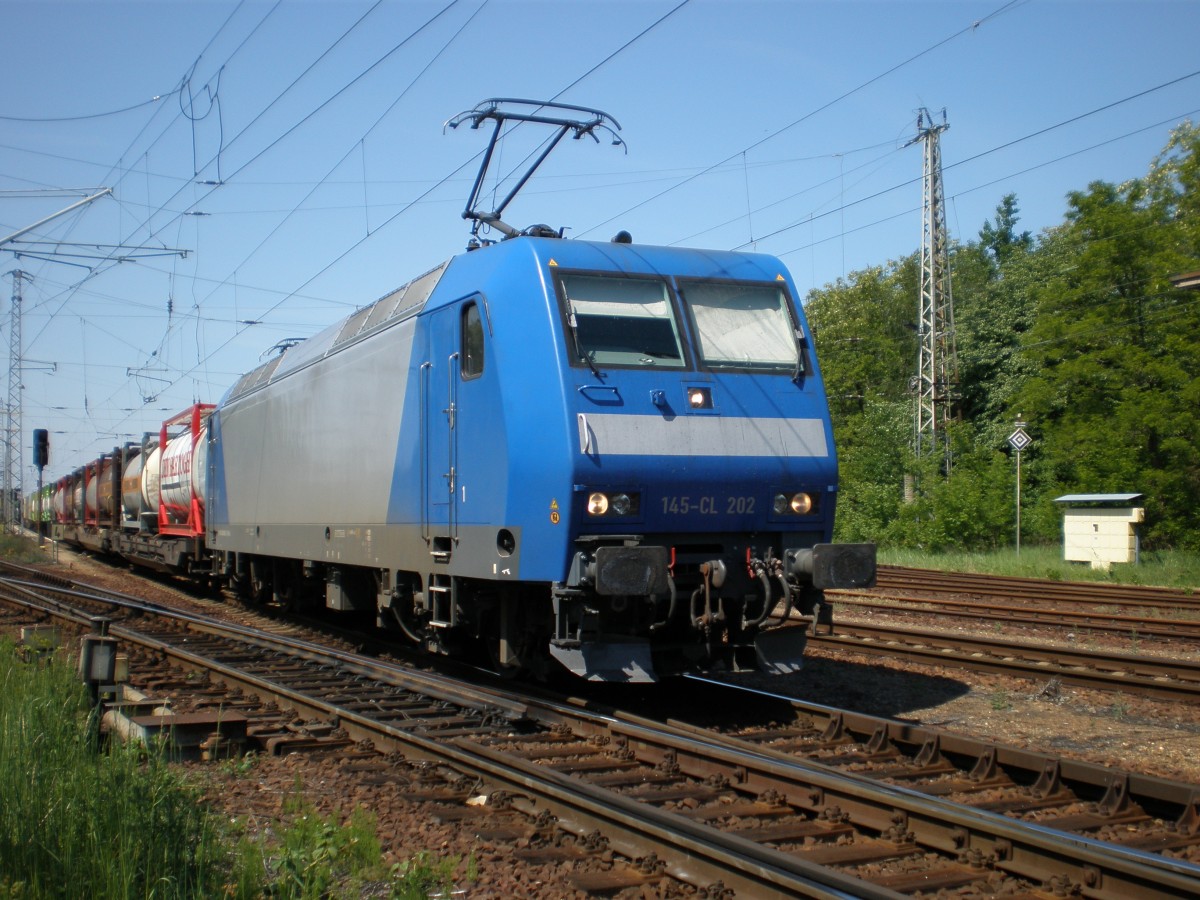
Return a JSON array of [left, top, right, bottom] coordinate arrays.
[[2, 640, 467, 899], [238, 789, 394, 899], [219, 750, 259, 778], [389, 851, 466, 900]]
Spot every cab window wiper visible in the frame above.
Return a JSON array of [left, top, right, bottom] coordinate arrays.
[[565, 297, 603, 378]]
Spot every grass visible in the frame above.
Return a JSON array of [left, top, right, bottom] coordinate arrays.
[[877, 545, 1200, 591], [0, 638, 237, 899], [0, 638, 470, 899], [0, 533, 51, 565]]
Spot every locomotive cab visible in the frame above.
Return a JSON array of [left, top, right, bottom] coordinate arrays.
[[513, 241, 876, 680]]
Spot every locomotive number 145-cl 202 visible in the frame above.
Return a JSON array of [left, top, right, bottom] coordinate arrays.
[[44, 100, 875, 682]]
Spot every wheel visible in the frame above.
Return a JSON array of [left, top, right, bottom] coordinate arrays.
[[248, 559, 272, 605]]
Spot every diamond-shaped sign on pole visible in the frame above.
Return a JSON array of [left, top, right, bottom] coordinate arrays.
[[1008, 427, 1032, 452]]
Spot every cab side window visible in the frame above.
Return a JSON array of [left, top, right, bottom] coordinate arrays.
[[461, 301, 484, 379]]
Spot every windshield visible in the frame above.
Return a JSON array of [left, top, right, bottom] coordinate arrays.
[[559, 274, 686, 368], [682, 281, 802, 373]]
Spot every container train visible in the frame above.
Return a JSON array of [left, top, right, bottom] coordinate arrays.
[[40, 101, 875, 682]]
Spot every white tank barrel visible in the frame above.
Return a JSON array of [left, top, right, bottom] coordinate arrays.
[[84, 472, 98, 513], [141, 446, 162, 512], [160, 426, 207, 515], [121, 451, 145, 520]]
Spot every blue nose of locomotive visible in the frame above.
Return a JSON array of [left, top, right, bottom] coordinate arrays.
[[572, 374, 837, 534]]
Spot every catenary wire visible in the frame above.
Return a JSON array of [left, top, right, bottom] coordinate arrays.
[[574, 0, 1027, 240]]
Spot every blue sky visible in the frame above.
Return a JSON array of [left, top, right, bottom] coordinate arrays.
[[2, 0, 1198, 483]]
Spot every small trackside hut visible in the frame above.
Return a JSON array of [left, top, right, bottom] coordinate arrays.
[[1054, 493, 1145, 570]]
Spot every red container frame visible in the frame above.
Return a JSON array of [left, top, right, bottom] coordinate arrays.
[[157, 403, 215, 538]]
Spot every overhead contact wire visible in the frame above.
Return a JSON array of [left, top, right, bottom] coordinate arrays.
[[577, 0, 1027, 239], [100, 1, 489, 439]]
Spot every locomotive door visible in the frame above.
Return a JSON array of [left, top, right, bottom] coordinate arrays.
[[422, 304, 460, 559]]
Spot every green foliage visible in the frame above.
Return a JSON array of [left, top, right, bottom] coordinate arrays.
[[885, 435, 1015, 551], [955, 218, 1045, 440], [245, 788, 475, 899], [810, 122, 1200, 552], [270, 793, 383, 900], [0, 640, 245, 899], [388, 851, 463, 900], [0, 643, 466, 899], [978, 193, 1033, 266], [806, 258, 917, 420], [829, 398, 911, 543], [0, 534, 48, 565], [219, 748, 260, 778], [1015, 129, 1200, 548]]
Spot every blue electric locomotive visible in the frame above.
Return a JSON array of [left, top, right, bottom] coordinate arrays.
[[205, 230, 874, 681], [46, 101, 873, 682]]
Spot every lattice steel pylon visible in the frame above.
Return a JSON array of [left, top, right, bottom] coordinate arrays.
[[3, 270, 25, 530], [912, 108, 959, 466]]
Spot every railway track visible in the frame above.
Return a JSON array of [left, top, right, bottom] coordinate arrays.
[[817, 565, 1200, 698], [808, 621, 1200, 702], [828, 592, 1200, 644], [3, 569, 1200, 897], [865, 565, 1200, 612]]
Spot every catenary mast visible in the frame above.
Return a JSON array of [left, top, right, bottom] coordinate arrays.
[[912, 108, 959, 467], [1, 188, 115, 529], [3, 271, 24, 530]]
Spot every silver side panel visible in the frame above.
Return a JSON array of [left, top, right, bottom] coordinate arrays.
[[216, 320, 415, 528]]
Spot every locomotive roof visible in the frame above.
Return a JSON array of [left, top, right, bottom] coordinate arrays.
[[221, 236, 793, 405], [483, 234, 790, 282]]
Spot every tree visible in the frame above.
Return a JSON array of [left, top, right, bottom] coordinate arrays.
[[1145, 121, 1200, 263], [806, 259, 918, 543], [955, 207, 1051, 444], [807, 125, 1200, 550], [978, 193, 1032, 268], [1015, 150, 1200, 548], [805, 258, 916, 419]]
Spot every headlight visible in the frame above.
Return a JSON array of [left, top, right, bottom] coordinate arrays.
[[687, 386, 712, 409], [586, 491, 640, 517], [774, 492, 816, 516]]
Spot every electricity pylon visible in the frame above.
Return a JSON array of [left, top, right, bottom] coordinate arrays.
[[911, 108, 959, 468], [3, 271, 25, 530]]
